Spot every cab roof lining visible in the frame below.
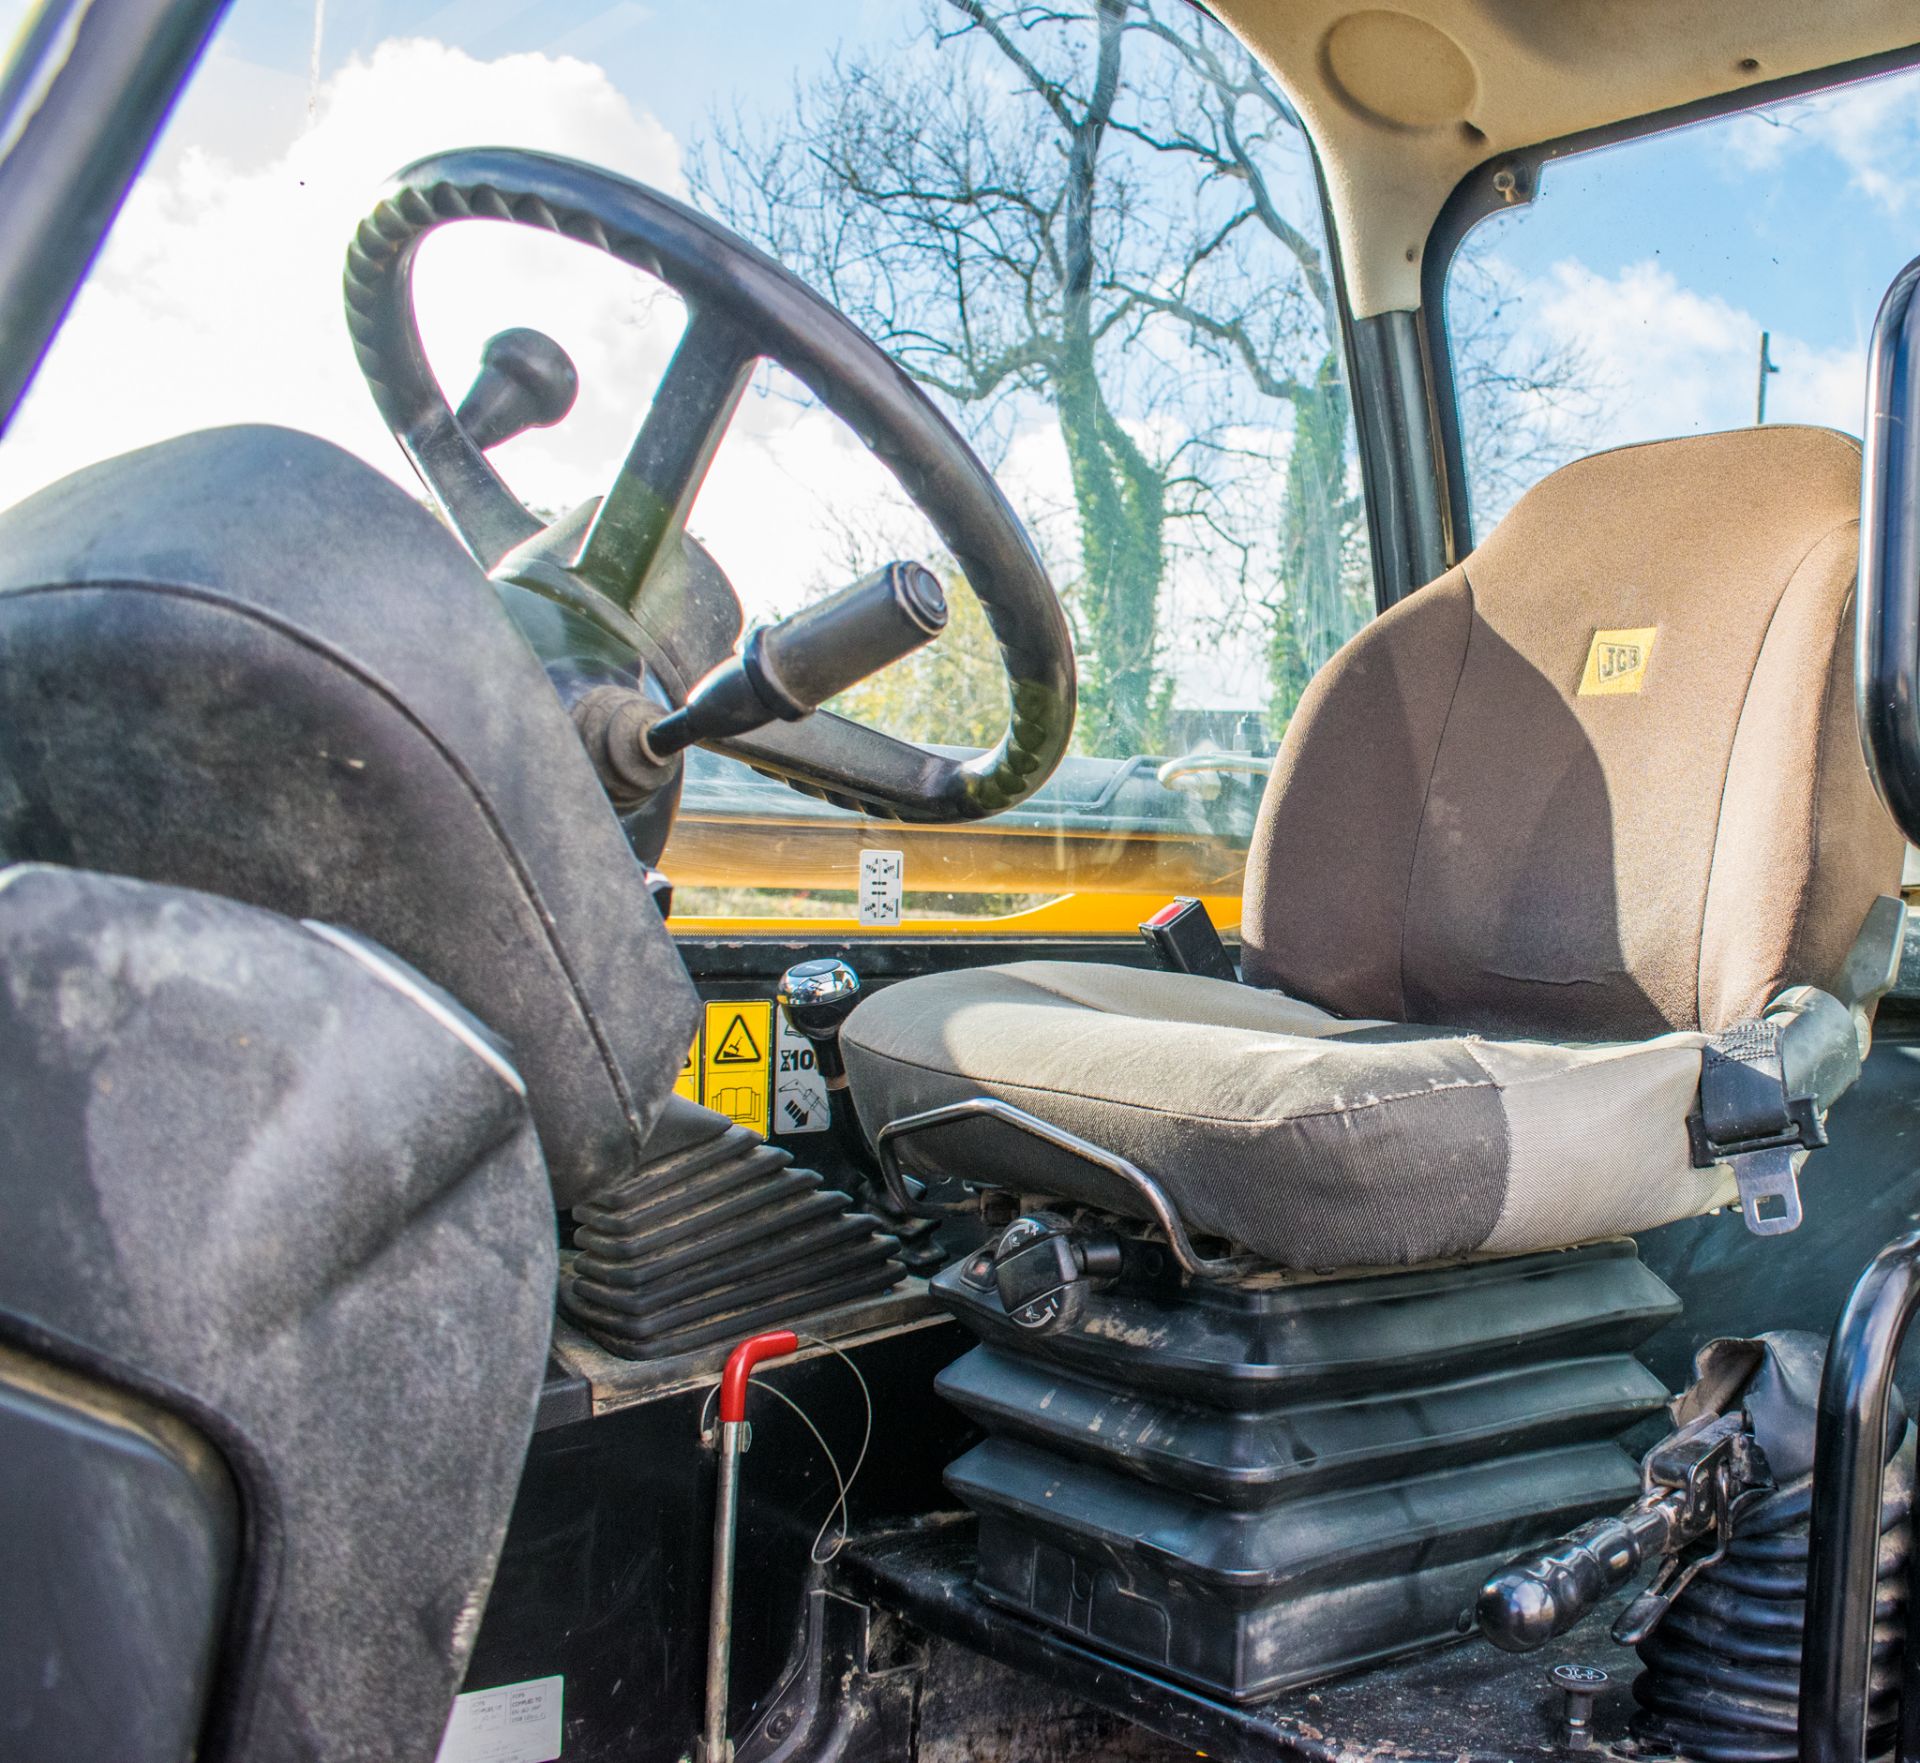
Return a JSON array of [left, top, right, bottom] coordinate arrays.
[[1205, 0, 1920, 317]]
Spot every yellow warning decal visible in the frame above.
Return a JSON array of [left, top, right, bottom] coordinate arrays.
[[673, 1017, 702, 1103], [1578, 626, 1657, 696], [702, 1000, 772, 1133], [713, 1010, 764, 1065]]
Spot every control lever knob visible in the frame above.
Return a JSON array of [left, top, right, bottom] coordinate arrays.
[[1476, 1496, 1683, 1652], [455, 327, 579, 452], [639, 562, 948, 761], [777, 958, 861, 1088], [990, 1214, 1123, 1335]]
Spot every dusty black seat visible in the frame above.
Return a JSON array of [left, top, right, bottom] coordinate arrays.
[[0, 423, 699, 1206], [0, 427, 702, 1761]]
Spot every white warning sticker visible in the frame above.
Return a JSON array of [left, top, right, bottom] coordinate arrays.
[[859, 848, 904, 927], [435, 1675, 563, 1763], [774, 1009, 831, 1135]]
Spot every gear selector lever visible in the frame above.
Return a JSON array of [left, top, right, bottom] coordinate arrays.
[[573, 561, 949, 806], [778, 958, 861, 1090]]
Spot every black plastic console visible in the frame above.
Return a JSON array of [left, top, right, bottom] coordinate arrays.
[[932, 1239, 1679, 1702]]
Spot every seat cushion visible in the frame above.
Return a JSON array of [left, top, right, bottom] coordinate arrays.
[[842, 961, 1733, 1268]]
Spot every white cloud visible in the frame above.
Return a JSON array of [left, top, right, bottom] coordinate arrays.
[[3, 38, 685, 509], [0, 34, 999, 624], [1722, 72, 1920, 214], [0, 30, 1272, 720], [1531, 257, 1861, 446]]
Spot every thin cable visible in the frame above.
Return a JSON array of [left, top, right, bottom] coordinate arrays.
[[795, 1331, 874, 1563], [757, 1385, 854, 1564]]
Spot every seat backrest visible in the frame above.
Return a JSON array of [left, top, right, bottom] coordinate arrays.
[[0, 424, 699, 1207], [1243, 426, 1903, 1038], [0, 864, 559, 1763]]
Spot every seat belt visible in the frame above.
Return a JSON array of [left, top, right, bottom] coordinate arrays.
[[1685, 897, 1906, 1238], [1686, 1014, 1828, 1236]]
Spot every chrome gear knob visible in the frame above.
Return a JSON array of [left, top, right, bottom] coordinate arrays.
[[777, 957, 861, 1087]]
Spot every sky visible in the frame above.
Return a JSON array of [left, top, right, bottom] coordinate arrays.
[[1, 1, 1918, 712], [1453, 60, 1920, 527]]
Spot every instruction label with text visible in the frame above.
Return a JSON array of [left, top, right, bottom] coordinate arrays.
[[773, 1008, 831, 1134]]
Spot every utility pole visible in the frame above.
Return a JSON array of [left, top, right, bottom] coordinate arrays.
[[1755, 330, 1780, 424]]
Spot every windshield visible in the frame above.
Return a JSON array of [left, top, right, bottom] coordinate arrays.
[[0, 0, 1377, 931]]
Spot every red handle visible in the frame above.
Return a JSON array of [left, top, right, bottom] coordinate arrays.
[[718, 1329, 798, 1424]]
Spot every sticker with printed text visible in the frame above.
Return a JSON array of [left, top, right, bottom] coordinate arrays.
[[703, 999, 772, 1135], [774, 1008, 831, 1134], [435, 1675, 563, 1763]]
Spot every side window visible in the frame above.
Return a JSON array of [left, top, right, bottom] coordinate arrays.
[[664, 3, 1374, 932], [1446, 62, 1920, 533]]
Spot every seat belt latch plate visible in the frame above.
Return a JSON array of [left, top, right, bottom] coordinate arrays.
[[1728, 1145, 1803, 1237]]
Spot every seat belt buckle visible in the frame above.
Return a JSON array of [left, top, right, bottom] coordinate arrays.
[[1140, 897, 1237, 983]]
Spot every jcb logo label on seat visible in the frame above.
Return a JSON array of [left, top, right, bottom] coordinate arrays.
[[1579, 626, 1657, 696]]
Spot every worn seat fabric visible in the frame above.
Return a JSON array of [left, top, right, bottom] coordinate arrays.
[[841, 960, 1731, 1265], [841, 427, 1905, 1268]]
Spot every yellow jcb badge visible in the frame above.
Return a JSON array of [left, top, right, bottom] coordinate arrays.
[[1578, 627, 1657, 696]]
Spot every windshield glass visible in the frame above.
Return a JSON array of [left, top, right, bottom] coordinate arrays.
[[0, 0, 1377, 932]]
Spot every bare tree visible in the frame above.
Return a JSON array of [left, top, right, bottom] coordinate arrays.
[[695, 0, 1347, 753], [1446, 237, 1611, 528], [693, 1, 1597, 752]]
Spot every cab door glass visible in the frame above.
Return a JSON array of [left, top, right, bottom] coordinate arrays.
[[0, 0, 1378, 934], [1446, 61, 1920, 534]]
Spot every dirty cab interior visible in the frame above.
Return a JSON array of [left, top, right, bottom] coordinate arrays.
[[10, 2, 1920, 1762]]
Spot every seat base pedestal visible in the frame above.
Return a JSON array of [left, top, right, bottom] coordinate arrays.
[[931, 1239, 1680, 1703]]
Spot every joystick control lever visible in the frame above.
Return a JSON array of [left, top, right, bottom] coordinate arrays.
[[778, 958, 861, 1090], [775, 959, 943, 1275]]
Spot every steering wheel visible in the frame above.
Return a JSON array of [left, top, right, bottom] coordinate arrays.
[[342, 147, 1075, 822]]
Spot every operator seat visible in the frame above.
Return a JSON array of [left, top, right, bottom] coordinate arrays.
[[842, 427, 1906, 1265], [0, 426, 703, 1763]]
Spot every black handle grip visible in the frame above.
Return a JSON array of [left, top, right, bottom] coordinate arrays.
[[778, 957, 861, 1085], [1476, 1500, 1678, 1653], [755, 561, 947, 712], [645, 562, 946, 758], [455, 327, 579, 452]]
